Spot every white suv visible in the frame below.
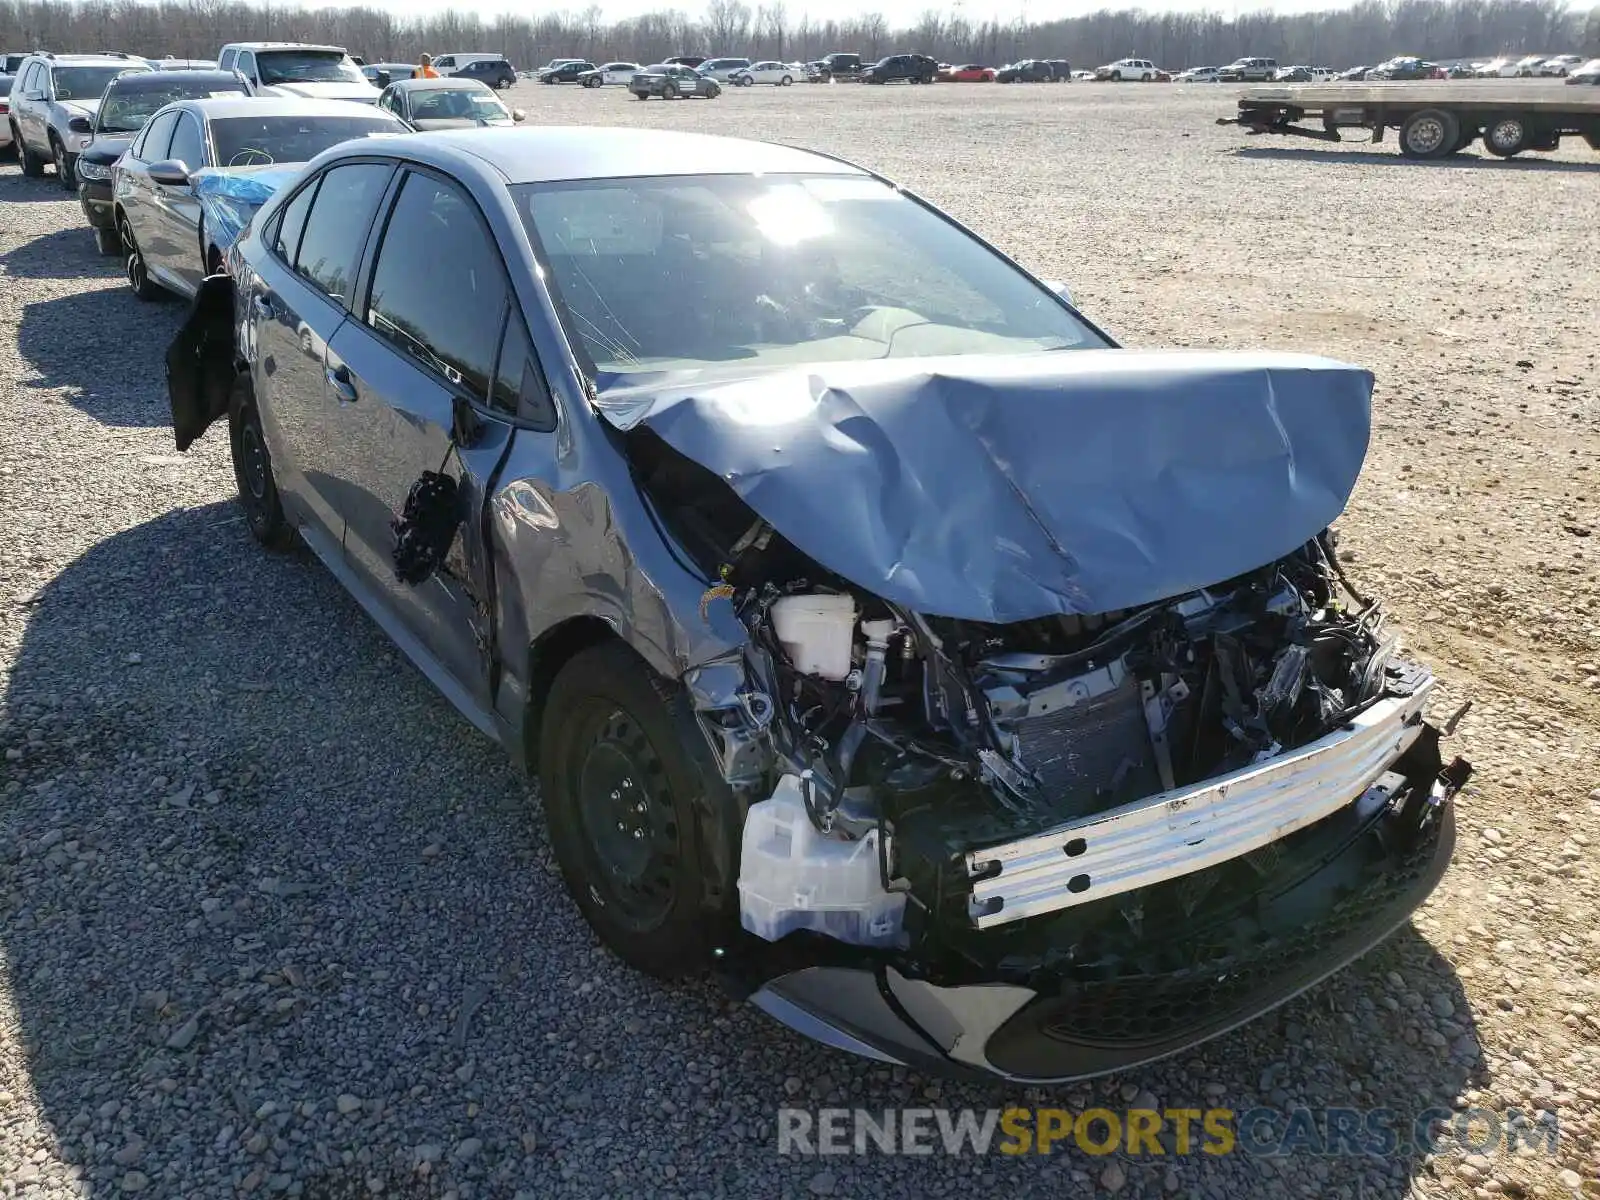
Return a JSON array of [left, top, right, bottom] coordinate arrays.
[[7, 52, 150, 188], [697, 57, 753, 82], [1094, 58, 1157, 81], [217, 42, 377, 102]]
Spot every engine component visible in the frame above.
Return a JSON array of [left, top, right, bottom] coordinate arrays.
[[770, 593, 857, 680], [738, 774, 906, 947]]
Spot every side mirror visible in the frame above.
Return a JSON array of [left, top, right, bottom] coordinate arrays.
[[511, 108, 526, 122], [148, 159, 192, 187], [68, 115, 93, 133], [1042, 279, 1075, 306]]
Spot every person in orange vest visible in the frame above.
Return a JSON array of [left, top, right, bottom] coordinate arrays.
[[413, 53, 439, 79]]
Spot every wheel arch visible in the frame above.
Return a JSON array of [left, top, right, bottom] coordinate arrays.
[[521, 615, 627, 771]]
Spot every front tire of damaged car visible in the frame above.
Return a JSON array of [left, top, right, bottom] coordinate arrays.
[[229, 376, 294, 551], [539, 642, 733, 978]]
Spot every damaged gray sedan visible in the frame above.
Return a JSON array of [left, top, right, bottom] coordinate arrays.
[[166, 127, 1469, 1082]]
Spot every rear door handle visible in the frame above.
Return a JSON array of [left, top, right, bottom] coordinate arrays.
[[326, 364, 358, 403]]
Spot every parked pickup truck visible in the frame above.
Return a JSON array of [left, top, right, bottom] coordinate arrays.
[[806, 52, 864, 82]]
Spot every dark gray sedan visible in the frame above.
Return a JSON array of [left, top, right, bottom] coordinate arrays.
[[165, 126, 1462, 1084], [376, 77, 525, 129], [114, 96, 406, 300], [629, 63, 721, 99]]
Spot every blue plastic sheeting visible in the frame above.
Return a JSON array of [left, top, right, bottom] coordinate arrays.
[[194, 165, 304, 254], [598, 350, 1374, 622]]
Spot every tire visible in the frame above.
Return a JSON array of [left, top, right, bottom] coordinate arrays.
[[1483, 114, 1528, 157], [1586, 132, 1600, 153], [52, 138, 75, 190], [1111, 70, 1122, 81], [583, 75, 600, 88], [122, 218, 164, 301], [661, 81, 678, 99], [228, 375, 294, 550], [539, 641, 733, 977], [496, 75, 512, 89], [1399, 108, 1459, 159], [18, 128, 45, 177], [780, 75, 791, 85], [94, 224, 120, 256]]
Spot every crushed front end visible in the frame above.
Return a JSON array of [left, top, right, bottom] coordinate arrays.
[[614, 351, 1469, 1080], [679, 528, 1467, 1080]]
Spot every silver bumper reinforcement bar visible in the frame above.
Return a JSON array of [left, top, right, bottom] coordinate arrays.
[[965, 674, 1435, 928]]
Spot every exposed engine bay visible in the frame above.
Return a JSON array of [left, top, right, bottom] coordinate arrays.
[[629, 426, 1463, 980]]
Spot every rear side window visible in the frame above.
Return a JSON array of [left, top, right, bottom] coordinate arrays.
[[366, 171, 508, 402], [271, 182, 316, 264], [294, 162, 392, 305], [219, 49, 236, 71]]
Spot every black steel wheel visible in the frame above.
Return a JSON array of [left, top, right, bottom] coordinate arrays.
[[539, 642, 734, 977], [228, 375, 294, 550]]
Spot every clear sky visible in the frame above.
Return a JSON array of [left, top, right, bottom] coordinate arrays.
[[328, 0, 1347, 26]]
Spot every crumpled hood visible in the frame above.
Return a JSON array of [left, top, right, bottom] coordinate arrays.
[[601, 350, 1373, 622], [265, 81, 377, 102], [193, 164, 304, 255]]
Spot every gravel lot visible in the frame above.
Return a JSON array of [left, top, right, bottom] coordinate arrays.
[[2, 80, 1598, 1199]]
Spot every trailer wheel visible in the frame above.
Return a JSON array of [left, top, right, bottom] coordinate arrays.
[[1483, 115, 1528, 157], [1399, 108, 1459, 159]]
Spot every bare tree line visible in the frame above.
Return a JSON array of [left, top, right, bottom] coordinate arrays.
[[2, 0, 1595, 71]]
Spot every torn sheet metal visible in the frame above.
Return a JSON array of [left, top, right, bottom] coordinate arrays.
[[595, 349, 1374, 623], [194, 165, 303, 253]]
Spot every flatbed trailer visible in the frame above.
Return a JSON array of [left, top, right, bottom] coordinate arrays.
[[1218, 80, 1600, 159]]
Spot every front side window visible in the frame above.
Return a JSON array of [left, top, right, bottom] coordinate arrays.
[[294, 162, 392, 304], [166, 113, 205, 169], [366, 172, 508, 401], [255, 50, 363, 85], [209, 113, 401, 166], [514, 173, 1104, 382], [134, 110, 179, 161]]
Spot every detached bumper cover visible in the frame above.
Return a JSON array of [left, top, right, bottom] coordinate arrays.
[[751, 794, 1456, 1083], [967, 675, 1434, 927]]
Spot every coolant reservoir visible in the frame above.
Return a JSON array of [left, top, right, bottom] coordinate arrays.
[[738, 775, 905, 948], [769, 593, 856, 680]]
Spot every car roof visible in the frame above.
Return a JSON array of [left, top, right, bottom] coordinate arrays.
[[226, 42, 346, 54], [108, 69, 241, 91], [390, 77, 492, 91], [173, 96, 398, 120], [341, 126, 869, 185], [36, 53, 151, 66]]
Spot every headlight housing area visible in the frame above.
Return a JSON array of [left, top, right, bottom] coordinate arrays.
[[76, 159, 113, 182]]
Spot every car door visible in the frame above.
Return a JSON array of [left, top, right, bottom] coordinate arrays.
[[323, 166, 529, 710], [153, 109, 207, 290], [18, 64, 46, 147], [115, 108, 178, 276], [247, 160, 395, 551]]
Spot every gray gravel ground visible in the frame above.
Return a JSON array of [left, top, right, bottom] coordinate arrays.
[[3, 82, 1598, 1199]]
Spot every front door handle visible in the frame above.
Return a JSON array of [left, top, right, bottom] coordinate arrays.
[[326, 364, 358, 403]]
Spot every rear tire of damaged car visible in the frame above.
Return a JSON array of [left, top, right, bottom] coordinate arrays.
[[539, 642, 730, 979], [229, 376, 294, 551]]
